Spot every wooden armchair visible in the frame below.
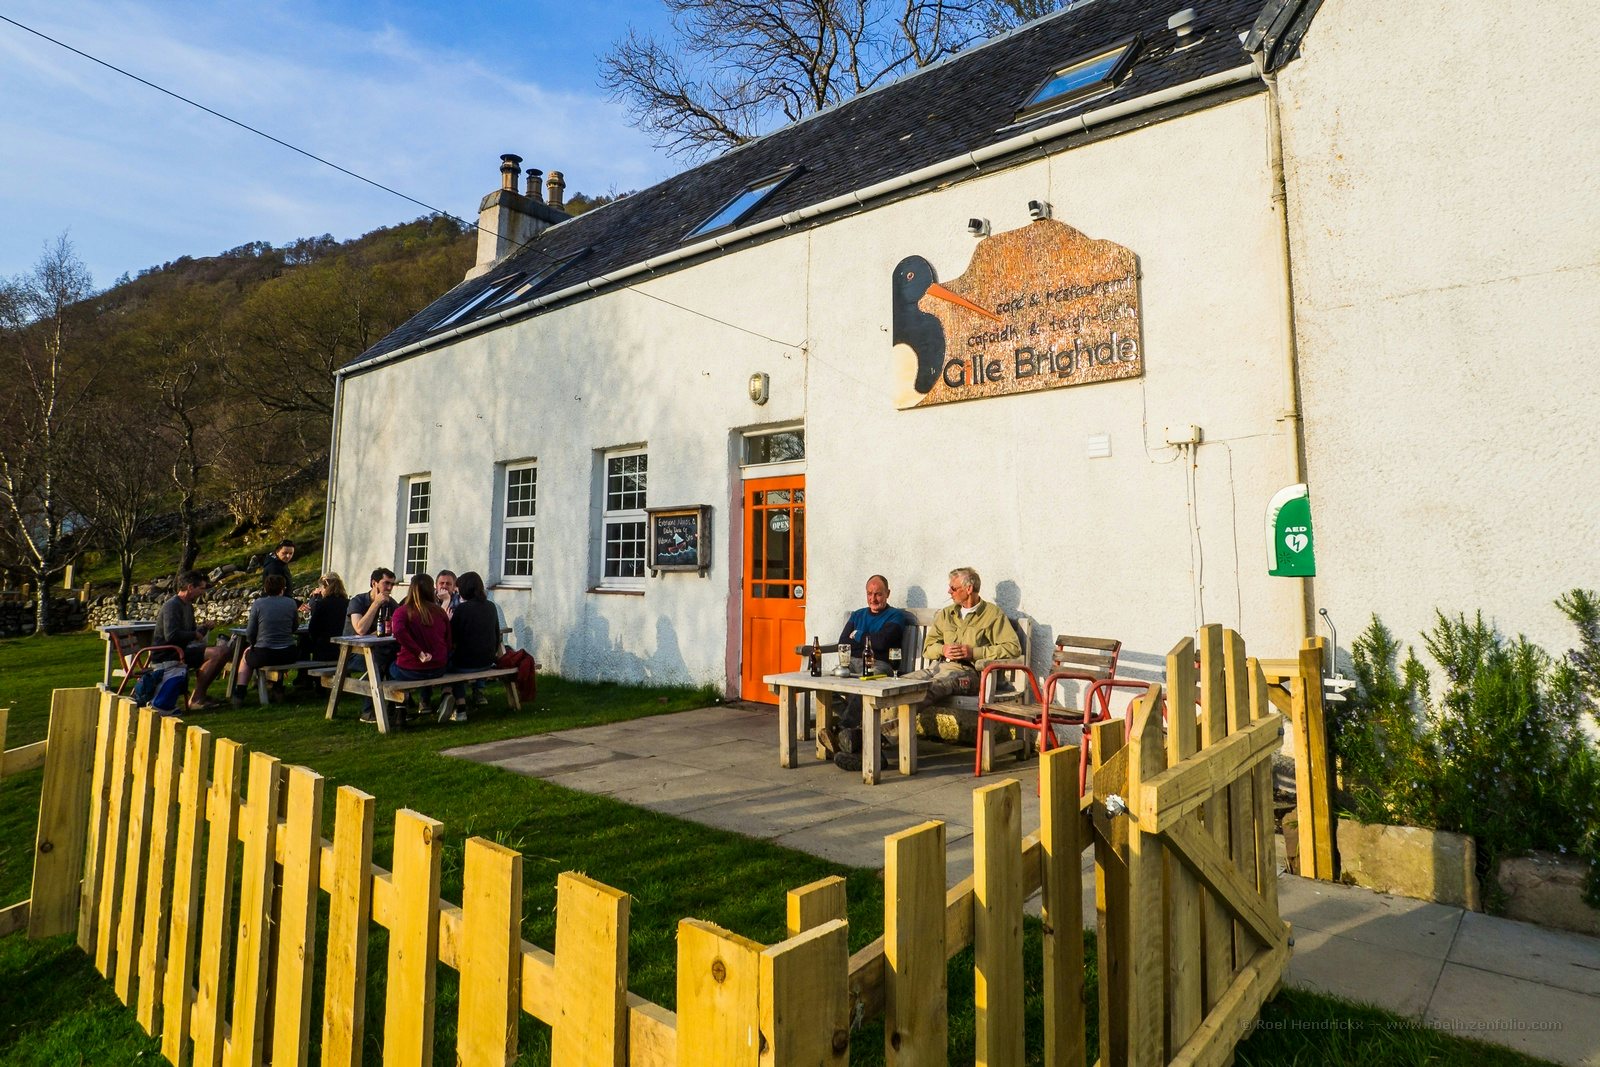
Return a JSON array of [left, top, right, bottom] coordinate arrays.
[[974, 634, 1122, 775]]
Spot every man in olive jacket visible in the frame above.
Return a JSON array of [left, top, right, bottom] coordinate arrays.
[[907, 567, 1021, 700]]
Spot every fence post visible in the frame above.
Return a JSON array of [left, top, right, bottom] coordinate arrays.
[[93, 695, 136, 977], [1247, 660, 1281, 920], [677, 918, 763, 1065], [1039, 745, 1084, 1067], [114, 707, 159, 1004], [885, 820, 946, 1064], [1197, 624, 1234, 1007], [272, 765, 327, 1067], [383, 809, 444, 1067], [78, 689, 116, 954], [1164, 641, 1203, 1055], [27, 687, 98, 938], [1126, 684, 1167, 1067], [161, 725, 214, 1065], [1092, 717, 1128, 1067], [321, 786, 376, 1067], [230, 751, 283, 1067], [458, 838, 524, 1067], [134, 714, 182, 1030], [1296, 638, 1335, 879], [974, 779, 1022, 1067], [552, 871, 628, 1066], [192, 738, 245, 1067], [760, 918, 849, 1066], [1224, 632, 1259, 965], [786, 876, 846, 937]]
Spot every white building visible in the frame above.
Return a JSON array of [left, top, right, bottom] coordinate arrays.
[[328, 0, 1600, 703]]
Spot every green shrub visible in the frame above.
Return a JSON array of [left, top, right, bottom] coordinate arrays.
[[1331, 592, 1600, 906]]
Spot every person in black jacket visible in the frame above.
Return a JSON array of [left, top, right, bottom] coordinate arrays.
[[448, 571, 503, 721], [295, 572, 349, 690], [262, 540, 296, 596]]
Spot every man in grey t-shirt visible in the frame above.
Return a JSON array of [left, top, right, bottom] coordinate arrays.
[[152, 571, 231, 710]]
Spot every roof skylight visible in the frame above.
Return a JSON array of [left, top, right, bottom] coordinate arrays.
[[486, 249, 589, 310], [1017, 38, 1139, 121], [434, 274, 524, 330], [683, 167, 800, 241]]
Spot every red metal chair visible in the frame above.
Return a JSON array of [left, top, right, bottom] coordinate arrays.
[[973, 635, 1122, 776], [1071, 677, 1166, 793], [115, 644, 184, 697]]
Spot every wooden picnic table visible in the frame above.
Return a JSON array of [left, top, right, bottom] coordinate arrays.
[[96, 621, 156, 690], [321, 634, 400, 732], [763, 670, 931, 785]]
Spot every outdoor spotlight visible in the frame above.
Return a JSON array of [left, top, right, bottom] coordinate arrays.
[[967, 217, 990, 237], [748, 372, 770, 405], [1027, 199, 1052, 220]]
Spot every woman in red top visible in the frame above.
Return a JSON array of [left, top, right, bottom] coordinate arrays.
[[388, 572, 450, 713]]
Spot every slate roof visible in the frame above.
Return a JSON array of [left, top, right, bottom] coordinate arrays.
[[349, 0, 1285, 371]]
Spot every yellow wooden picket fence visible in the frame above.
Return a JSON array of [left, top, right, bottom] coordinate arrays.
[[3, 623, 1289, 1065]]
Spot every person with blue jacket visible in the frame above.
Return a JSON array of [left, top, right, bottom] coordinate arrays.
[[817, 574, 910, 769]]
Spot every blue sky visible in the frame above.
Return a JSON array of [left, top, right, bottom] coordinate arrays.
[[0, 0, 679, 285]]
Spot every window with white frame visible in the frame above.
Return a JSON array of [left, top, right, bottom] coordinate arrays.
[[598, 449, 647, 589], [403, 475, 431, 577], [499, 461, 537, 582]]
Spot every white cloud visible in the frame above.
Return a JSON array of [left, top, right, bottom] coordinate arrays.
[[0, 0, 674, 284]]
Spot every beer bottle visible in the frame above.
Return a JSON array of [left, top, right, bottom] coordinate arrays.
[[863, 638, 876, 675], [809, 636, 822, 677]]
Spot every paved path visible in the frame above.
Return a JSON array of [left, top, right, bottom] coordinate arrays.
[[446, 704, 1600, 1066]]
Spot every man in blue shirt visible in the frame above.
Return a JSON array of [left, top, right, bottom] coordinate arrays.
[[819, 574, 909, 770]]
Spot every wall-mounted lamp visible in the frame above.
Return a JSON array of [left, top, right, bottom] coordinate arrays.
[[967, 217, 990, 237], [1027, 200, 1052, 220], [748, 372, 770, 405]]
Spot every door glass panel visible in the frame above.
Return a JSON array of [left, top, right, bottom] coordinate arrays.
[[750, 506, 767, 581], [794, 508, 806, 582], [764, 509, 792, 579], [763, 583, 791, 599], [767, 490, 791, 505]]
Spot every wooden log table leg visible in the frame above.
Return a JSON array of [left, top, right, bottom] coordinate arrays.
[[101, 638, 116, 690], [778, 686, 799, 769], [863, 700, 883, 785], [323, 645, 353, 720], [813, 692, 835, 762], [897, 701, 918, 776], [363, 649, 391, 734]]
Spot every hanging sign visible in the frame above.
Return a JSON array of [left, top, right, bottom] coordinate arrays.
[[1266, 484, 1316, 577], [891, 218, 1142, 409]]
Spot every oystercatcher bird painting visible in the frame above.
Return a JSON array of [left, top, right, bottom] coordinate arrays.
[[891, 255, 1003, 397]]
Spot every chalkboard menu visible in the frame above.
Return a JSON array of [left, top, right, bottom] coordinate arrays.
[[647, 506, 711, 575]]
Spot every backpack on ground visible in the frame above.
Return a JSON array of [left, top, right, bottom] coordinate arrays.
[[495, 648, 538, 703]]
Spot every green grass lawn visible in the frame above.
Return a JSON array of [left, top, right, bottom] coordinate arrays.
[[0, 633, 1556, 1066]]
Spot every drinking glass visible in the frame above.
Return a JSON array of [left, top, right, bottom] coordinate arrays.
[[888, 647, 903, 677], [838, 642, 852, 673]]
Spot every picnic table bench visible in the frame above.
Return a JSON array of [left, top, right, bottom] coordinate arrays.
[[316, 634, 523, 733]]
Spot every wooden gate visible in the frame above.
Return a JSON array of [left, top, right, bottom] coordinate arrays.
[[1089, 623, 1290, 1066]]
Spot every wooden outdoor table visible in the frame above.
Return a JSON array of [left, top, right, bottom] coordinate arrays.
[[763, 670, 931, 785], [96, 621, 156, 689], [323, 634, 399, 732]]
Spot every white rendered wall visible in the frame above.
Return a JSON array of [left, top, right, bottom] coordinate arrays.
[[1279, 1, 1600, 663], [332, 94, 1304, 692]]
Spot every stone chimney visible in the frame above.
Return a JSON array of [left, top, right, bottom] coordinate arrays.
[[468, 154, 571, 280]]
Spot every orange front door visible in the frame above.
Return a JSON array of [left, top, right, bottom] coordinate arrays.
[[741, 475, 806, 704]]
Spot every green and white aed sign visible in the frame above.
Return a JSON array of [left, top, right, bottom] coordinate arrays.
[[1266, 483, 1315, 577]]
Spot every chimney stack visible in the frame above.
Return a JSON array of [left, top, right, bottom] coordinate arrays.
[[499, 153, 522, 191], [468, 154, 572, 280]]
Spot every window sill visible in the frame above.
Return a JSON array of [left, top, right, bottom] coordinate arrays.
[[491, 583, 534, 592], [588, 586, 645, 597]]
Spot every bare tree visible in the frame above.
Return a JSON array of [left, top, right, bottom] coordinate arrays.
[[0, 236, 95, 634], [157, 358, 217, 575], [602, 0, 995, 159], [72, 399, 168, 618]]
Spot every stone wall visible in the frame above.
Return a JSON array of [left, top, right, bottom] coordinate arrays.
[[85, 584, 262, 632], [0, 598, 91, 637]]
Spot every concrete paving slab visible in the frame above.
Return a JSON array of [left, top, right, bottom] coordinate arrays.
[[443, 733, 580, 762], [1283, 925, 1443, 1017], [690, 786, 872, 840], [1426, 962, 1600, 1066], [773, 808, 968, 869], [541, 755, 706, 798], [1449, 911, 1600, 997], [1277, 875, 1462, 959]]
